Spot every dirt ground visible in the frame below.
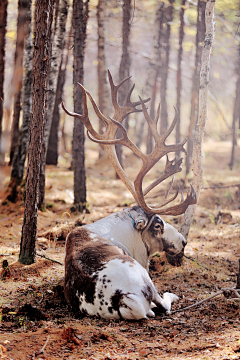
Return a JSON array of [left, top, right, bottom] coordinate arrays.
[[0, 140, 240, 360]]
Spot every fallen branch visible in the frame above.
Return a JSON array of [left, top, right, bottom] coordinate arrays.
[[34, 335, 50, 357], [36, 252, 63, 266], [170, 287, 240, 314]]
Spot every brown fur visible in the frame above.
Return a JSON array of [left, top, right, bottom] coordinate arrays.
[[64, 227, 134, 311]]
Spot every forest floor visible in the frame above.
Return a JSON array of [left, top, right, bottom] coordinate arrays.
[[0, 140, 240, 360]]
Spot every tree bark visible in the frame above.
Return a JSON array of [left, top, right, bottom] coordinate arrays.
[[39, 0, 69, 207], [175, 0, 186, 159], [19, 0, 55, 265], [0, 0, 8, 164], [229, 43, 240, 169], [9, 0, 32, 200], [9, 0, 30, 165], [46, 0, 70, 166], [46, 24, 72, 165], [72, 0, 89, 210], [116, 0, 131, 177], [97, 0, 109, 159], [159, 0, 174, 135], [143, 4, 164, 154], [180, 0, 216, 240], [186, 0, 206, 175]]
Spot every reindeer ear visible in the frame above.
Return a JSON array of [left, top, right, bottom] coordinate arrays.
[[127, 207, 149, 230], [135, 219, 148, 230]]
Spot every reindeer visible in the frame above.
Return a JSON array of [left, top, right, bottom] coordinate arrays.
[[62, 71, 196, 320]]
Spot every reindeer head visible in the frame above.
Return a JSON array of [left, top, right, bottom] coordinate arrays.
[[125, 205, 187, 264], [62, 71, 196, 263]]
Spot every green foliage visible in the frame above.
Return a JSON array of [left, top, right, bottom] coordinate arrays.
[[208, 213, 215, 224]]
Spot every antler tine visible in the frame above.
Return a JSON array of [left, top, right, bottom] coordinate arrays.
[[162, 107, 188, 154], [153, 184, 197, 216], [139, 96, 159, 141], [125, 84, 151, 112], [180, 191, 184, 203], [108, 69, 132, 93], [87, 118, 128, 146], [162, 106, 178, 142], [87, 117, 147, 161], [164, 176, 175, 199], [154, 103, 160, 123], [143, 156, 183, 196], [107, 70, 131, 114], [84, 86, 110, 127], [149, 187, 179, 209], [140, 185, 196, 215], [62, 83, 102, 140], [108, 69, 151, 122]]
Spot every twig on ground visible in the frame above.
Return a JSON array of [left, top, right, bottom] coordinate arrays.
[[34, 335, 50, 356], [36, 252, 63, 266], [38, 293, 44, 304], [170, 287, 240, 314]]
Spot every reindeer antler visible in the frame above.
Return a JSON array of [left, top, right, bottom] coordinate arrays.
[[62, 71, 197, 215]]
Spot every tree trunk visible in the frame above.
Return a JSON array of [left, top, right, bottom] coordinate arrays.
[[46, 25, 72, 165], [159, 0, 174, 135], [9, 0, 32, 200], [53, 0, 60, 35], [0, 0, 8, 164], [175, 0, 186, 159], [97, 0, 109, 159], [39, 0, 69, 207], [180, 0, 216, 240], [136, 4, 164, 151], [19, 0, 55, 265], [116, 0, 131, 178], [46, 1, 70, 166], [72, 0, 89, 211], [229, 43, 240, 169], [185, 0, 206, 175], [9, 0, 30, 165]]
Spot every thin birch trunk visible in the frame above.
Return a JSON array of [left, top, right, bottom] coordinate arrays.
[[116, 0, 131, 177], [186, 0, 206, 175], [9, 0, 32, 199], [180, 0, 216, 240], [9, 0, 30, 165], [97, 0, 109, 159], [0, 0, 8, 164], [144, 4, 163, 154], [46, 24, 72, 165], [175, 0, 186, 159], [159, 0, 174, 135], [229, 43, 240, 169]]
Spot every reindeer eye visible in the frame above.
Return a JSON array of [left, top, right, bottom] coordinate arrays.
[[154, 223, 161, 231]]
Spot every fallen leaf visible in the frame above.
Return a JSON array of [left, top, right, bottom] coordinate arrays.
[[0, 344, 7, 352]]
